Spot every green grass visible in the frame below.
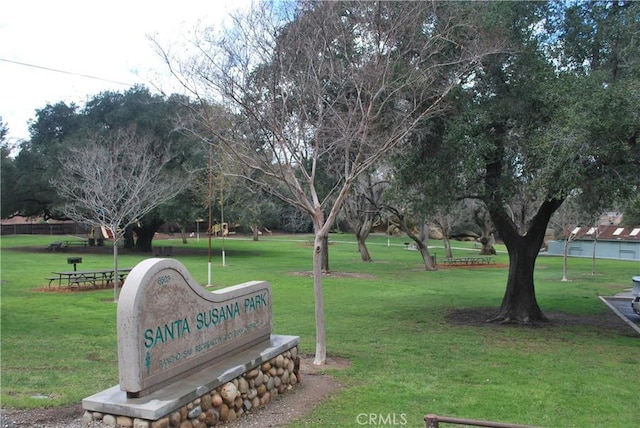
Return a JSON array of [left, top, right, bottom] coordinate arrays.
[[1, 233, 638, 427]]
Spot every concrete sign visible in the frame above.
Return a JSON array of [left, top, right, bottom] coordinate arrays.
[[117, 258, 272, 397]]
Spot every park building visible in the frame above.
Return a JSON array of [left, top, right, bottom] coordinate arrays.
[[546, 224, 640, 261]]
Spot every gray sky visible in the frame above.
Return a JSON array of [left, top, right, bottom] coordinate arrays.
[[1, 0, 249, 144]]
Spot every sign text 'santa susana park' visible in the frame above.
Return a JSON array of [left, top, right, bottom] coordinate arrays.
[[117, 258, 272, 397]]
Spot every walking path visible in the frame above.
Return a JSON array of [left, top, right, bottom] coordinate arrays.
[[600, 290, 640, 336]]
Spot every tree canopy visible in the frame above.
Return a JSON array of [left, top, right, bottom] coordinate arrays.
[[405, 0, 639, 323], [4, 86, 204, 250]]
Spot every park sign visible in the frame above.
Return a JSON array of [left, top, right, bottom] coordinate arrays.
[[117, 258, 272, 397]]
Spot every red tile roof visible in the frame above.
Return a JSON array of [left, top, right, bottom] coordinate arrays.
[[571, 225, 640, 241]]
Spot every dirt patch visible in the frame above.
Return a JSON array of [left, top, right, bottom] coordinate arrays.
[[220, 355, 350, 428], [447, 306, 638, 336], [0, 356, 350, 428], [0, 403, 86, 428], [32, 284, 117, 294]]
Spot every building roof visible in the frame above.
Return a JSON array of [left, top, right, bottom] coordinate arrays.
[[571, 225, 640, 242]]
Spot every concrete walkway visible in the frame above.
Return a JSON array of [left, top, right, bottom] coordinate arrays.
[[600, 291, 640, 336]]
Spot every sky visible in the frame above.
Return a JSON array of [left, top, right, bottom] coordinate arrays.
[[0, 0, 251, 145]]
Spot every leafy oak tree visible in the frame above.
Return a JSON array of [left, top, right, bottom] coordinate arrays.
[[8, 102, 82, 219], [8, 87, 201, 251], [425, 1, 640, 323], [622, 197, 640, 226], [0, 118, 19, 219]]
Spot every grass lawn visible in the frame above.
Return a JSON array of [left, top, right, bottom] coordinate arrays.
[[1, 233, 638, 427]]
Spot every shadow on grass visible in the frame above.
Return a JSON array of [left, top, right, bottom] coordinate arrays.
[[447, 306, 638, 337]]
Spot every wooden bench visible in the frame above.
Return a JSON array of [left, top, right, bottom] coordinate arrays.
[[425, 413, 539, 428]]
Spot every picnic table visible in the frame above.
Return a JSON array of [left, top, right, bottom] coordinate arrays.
[[441, 256, 493, 266], [46, 240, 89, 252], [47, 268, 132, 289]]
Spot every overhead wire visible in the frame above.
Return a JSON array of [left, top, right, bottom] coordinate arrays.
[[0, 57, 135, 86]]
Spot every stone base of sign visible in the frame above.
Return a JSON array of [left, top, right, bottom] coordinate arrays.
[[83, 335, 299, 427]]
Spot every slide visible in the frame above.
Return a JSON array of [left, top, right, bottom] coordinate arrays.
[[100, 226, 113, 239]]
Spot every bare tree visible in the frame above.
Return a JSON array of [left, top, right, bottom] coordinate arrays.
[[551, 197, 588, 282], [342, 170, 388, 262], [471, 202, 497, 256], [384, 204, 436, 271], [156, 0, 498, 364], [53, 128, 191, 301], [589, 221, 604, 276], [431, 207, 457, 259]]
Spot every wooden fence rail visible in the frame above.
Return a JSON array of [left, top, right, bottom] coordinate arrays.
[[424, 414, 541, 428]]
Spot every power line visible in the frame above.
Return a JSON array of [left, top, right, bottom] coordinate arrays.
[[0, 57, 135, 87]]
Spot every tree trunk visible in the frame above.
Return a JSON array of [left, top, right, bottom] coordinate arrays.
[[442, 233, 453, 259], [416, 241, 435, 270], [112, 232, 120, 303], [135, 226, 157, 252], [123, 225, 135, 249], [402, 221, 434, 270], [488, 236, 548, 323], [357, 237, 372, 262], [355, 222, 373, 262], [178, 224, 188, 244], [321, 236, 329, 272], [485, 197, 563, 324], [387, 208, 436, 270], [251, 225, 260, 241], [479, 235, 496, 255], [591, 232, 598, 275], [312, 222, 327, 366], [562, 238, 569, 282], [483, 136, 563, 324], [417, 222, 436, 270], [475, 206, 496, 255], [134, 218, 164, 252]]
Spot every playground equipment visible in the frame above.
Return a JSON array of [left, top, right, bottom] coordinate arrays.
[[209, 222, 228, 237]]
